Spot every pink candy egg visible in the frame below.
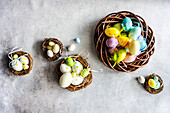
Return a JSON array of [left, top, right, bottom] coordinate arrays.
[[123, 53, 136, 63], [106, 37, 118, 48]]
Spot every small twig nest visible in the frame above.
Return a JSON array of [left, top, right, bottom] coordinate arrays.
[[42, 38, 63, 61], [56, 55, 92, 91], [9, 51, 33, 76], [144, 73, 164, 94]]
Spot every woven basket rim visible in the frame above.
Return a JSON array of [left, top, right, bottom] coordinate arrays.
[[42, 38, 63, 61], [144, 73, 164, 94], [56, 54, 92, 91], [94, 11, 155, 72], [9, 51, 33, 76]]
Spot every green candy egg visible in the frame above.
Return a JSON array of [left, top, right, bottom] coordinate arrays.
[[66, 57, 74, 66], [117, 49, 127, 63], [113, 23, 122, 31]]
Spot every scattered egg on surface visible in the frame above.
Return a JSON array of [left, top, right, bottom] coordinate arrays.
[[68, 44, 76, 51]]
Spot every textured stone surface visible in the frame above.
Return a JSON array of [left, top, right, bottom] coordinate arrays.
[[0, 0, 170, 113]]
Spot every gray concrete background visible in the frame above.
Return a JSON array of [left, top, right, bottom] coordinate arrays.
[[0, 0, 170, 113]]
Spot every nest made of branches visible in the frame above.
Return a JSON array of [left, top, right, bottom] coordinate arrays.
[[56, 55, 92, 91], [94, 11, 155, 72], [42, 38, 63, 61], [144, 73, 164, 94], [9, 51, 33, 76]]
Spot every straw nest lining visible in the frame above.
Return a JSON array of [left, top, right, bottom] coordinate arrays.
[[94, 11, 155, 72], [56, 55, 92, 91], [9, 51, 33, 76], [42, 38, 63, 61], [144, 73, 164, 94]]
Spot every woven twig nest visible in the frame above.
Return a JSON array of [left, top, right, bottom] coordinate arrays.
[[9, 51, 33, 76], [94, 11, 155, 72], [144, 73, 164, 94], [42, 38, 63, 61], [56, 55, 92, 91]]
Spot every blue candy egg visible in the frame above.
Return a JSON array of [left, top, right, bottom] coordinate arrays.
[[122, 17, 132, 31], [129, 27, 142, 40], [137, 35, 144, 41], [75, 38, 80, 44], [139, 38, 147, 51], [154, 76, 159, 82]]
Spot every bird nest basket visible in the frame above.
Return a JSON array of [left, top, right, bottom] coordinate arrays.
[[144, 73, 164, 94], [9, 51, 33, 76], [42, 38, 63, 61], [56, 55, 92, 91], [94, 11, 155, 72]]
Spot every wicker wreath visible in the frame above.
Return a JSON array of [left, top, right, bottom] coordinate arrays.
[[42, 38, 63, 61], [144, 73, 164, 94], [9, 51, 33, 76], [94, 11, 155, 72], [56, 55, 92, 91]]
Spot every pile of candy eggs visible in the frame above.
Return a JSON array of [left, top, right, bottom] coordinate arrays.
[[10, 54, 29, 71], [59, 57, 90, 88], [47, 41, 60, 57], [105, 17, 148, 66]]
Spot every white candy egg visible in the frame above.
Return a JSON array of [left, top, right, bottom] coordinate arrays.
[[11, 59, 23, 71], [72, 61, 83, 74], [68, 44, 75, 51], [59, 72, 72, 88], [47, 50, 54, 57], [60, 64, 71, 73], [23, 64, 29, 70], [52, 44, 60, 53], [47, 45, 52, 50], [72, 75, 84, 85], [138, 76, 145, 84], [20, 56, 29, 65]]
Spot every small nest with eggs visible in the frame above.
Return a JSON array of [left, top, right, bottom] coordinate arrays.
[[42, 38, 63, 61], [56, 55, 92, 91], [144, 73, 164, 94], [94, 11, 155, 72], [9, 51, 33, 76]]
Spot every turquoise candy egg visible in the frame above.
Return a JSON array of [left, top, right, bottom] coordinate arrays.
[[122, 17, 132, 31], [154, 76, 159, 82], [139, 38, 147, 51], [129, 27, 142, 40], [75, 38, 80, 44]]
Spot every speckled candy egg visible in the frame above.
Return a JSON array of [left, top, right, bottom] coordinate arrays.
[[60, 64, 71, 73], [117, 49, 127, 63], [59, 72, 73, 88], [72, 75, 84, 85], [139, 38, 147, 51], [20, 56, 29, 65], [106, 37, 118, 48], [148, 79, 157, 88], [128, 40, 140, 55], [105, 27, 120, 37], [11, 59, 23, 71], [123, 53, 136, 63], [72, 61, 83, 74], [122, 17, 132, 31]]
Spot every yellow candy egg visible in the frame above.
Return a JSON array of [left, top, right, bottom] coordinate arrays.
[[49, 41, 55, 46], [105, 27, 120, 38], [148, 79, 157, 88], [117, 36, 131, 47], [128, 40, 140, 55], [23, 64, 29, 70]]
